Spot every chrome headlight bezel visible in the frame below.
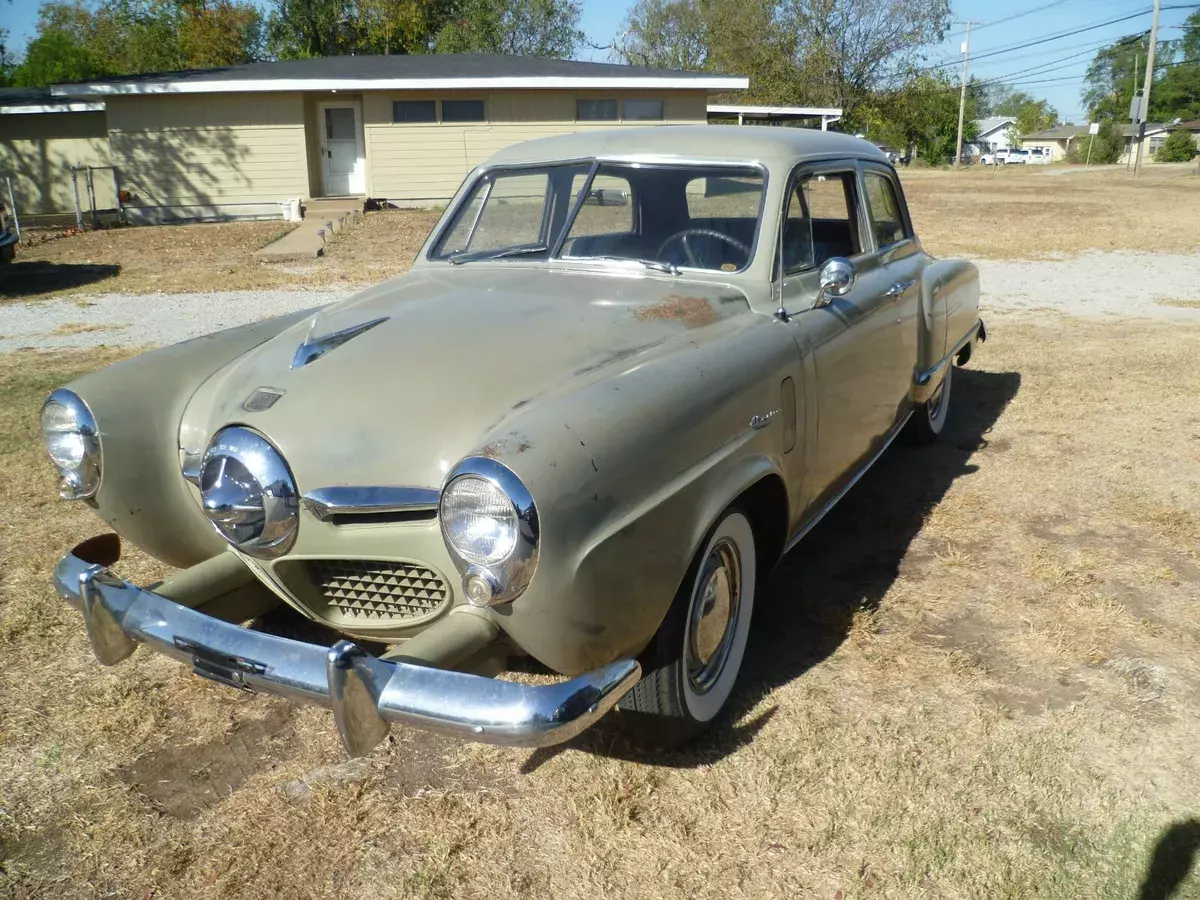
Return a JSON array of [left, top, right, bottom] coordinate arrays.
[[440, 457, 539, 607], [199, 426, 299, 559], [41, 389, 102, 500]]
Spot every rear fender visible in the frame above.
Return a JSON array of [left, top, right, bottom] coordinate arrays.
[[915, 258, 979, 398]]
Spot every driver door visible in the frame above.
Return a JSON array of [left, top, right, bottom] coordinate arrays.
[[777, 163, 905, 516]]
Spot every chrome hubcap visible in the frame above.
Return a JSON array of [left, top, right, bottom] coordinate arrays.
[[687, 538, 741, 694]]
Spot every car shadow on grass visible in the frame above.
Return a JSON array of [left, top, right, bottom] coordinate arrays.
[[522, 365, 1022, 773], [0, 260, 121, 299], [1138, 819, 1200, 900]]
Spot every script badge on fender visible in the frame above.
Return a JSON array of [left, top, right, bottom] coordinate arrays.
[[243, 387, 285, 413]]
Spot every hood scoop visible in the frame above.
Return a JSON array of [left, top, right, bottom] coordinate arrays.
[[292, 315, 389, 369]]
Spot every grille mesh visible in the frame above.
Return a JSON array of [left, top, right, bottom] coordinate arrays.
[[308, 559, 450, 621]]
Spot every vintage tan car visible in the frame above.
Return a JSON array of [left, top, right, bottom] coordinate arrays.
[[43, 127, 983, 756]]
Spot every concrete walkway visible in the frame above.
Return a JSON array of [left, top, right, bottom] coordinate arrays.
[[254, 199, 364, 261]]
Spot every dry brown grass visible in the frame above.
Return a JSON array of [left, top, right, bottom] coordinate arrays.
[[0, 210, 441, 303], [901, 164, 1200, 259], [1156, 297, 1200, 310], [2, 311, 1200, 897], [5, 164, 1198, 307]]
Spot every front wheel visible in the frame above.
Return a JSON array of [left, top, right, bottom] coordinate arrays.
[[617, 508, 757, 746], [903, 363, 952, 445]]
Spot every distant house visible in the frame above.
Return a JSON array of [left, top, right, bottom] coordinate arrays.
[[970, 116, 1017, 155], [1021, 122, 1172, 162], [0, 55, 747, 223]]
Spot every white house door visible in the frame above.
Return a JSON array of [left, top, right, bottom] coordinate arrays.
[[320, 104, 365, 196]]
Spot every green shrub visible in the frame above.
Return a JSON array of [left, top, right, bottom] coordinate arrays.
[[1065, 123, 1123, 164], [1156, 129, 1198, 162]]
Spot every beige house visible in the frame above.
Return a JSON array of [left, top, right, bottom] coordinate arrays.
[[1021, 122, 1172, 163], [16, 55, 745, 223], [0, 87, 116, 217]]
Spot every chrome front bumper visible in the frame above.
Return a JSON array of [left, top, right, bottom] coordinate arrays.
[[54, 537, 641, 757]]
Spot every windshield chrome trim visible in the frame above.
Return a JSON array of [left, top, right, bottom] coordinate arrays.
[[302, 486, 441, 522], [427, 157, 770, 276]]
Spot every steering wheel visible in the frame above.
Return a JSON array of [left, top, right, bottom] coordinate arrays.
[[656, 229, 751, 268]]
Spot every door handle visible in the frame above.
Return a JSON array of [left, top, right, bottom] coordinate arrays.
[[884, 278, 916, 298]]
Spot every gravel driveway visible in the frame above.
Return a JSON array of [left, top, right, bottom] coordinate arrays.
[[2, 251, 1197, 353]]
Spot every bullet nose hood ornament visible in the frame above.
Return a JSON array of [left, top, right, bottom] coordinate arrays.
[[292, 315, 389, 369]]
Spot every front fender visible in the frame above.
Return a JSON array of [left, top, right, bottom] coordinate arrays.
[[63, 309, 317, 567], [484, 313, 797, 674]]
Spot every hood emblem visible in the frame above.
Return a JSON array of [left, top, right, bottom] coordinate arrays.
[[243, 387, 285, 412], [292, 316, 389, 369]]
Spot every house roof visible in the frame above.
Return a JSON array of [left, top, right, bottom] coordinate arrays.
[[0, 86, 104, 114], [51, 54, 747, 97], [1024, 122, 1168, 140], [974, 116, 1015, 137]]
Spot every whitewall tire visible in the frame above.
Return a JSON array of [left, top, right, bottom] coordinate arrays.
[[618, 508, 757, 744]]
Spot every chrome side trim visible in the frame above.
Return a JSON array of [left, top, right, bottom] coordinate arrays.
[[54, 539, 641, 757], [302, 486, 441, 522], [784, 410, 913, 554], [292, 316, 388, 369]]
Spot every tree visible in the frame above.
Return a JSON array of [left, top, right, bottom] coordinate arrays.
[[616, 0, 951, 124], [1156, 128, 1198, 162], [1082, 32, 1151, 123], [0, 28, 15, 86], [266, 0, 358, 58], [866, 73, 979, 161], [434, 0, 583, 57], [12, 0, 265, 86], [10, 29, 111, 86], [1065, 122, 1122, 164], [1150, 10, 1200, 122]]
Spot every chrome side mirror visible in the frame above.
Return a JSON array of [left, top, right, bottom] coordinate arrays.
[[816, 257, 856, 307]]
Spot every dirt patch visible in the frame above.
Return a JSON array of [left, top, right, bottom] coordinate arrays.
[[634, 294, 720, 328], [50, 321, 122, 337], [119, 704, 298, 818]]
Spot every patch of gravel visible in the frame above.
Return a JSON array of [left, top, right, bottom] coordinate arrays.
[[2, 251, 1197, 352], [0, 288, 353, 352], [977, 251, 1200, 322]]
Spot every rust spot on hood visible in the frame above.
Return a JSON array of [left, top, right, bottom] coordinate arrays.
[[634, 294, 720, 329]]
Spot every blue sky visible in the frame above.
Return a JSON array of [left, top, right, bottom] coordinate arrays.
[[5, 0, 1194, 122]]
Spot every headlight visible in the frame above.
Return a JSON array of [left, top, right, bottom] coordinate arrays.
[[199, 426, 298, 558], [41, 389, 101, 499], [440, 457, 538, 606]]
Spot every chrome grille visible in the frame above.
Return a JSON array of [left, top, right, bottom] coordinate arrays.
[[308, 559, 450, 621]]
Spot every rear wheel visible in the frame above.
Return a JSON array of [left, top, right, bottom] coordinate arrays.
[[904, 363, 952, 445], [618, 508, 757, 746]]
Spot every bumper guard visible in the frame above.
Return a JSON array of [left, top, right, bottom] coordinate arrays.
[[54, 536, 641, 757]]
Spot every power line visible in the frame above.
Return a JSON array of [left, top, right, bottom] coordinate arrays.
[[916, 5, 1200, 74], [973, 0, 1081, 33]]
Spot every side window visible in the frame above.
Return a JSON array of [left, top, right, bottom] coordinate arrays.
[[783, 171, 861, 273], [566, 172, 634, 239], [863, 172, 907, 248], [685, 174, 762, 220]]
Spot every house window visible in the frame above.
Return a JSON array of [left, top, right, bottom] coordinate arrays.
[[577, 99, 618, 121], [442, 99, 485, 123], [623, 98, 663, 121], [393, 100, 436, 123]]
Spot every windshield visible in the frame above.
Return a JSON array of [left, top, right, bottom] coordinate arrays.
[[429, 161, 766, 273]]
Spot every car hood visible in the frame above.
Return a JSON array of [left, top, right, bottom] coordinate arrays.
[[180, 265, 752, 491]]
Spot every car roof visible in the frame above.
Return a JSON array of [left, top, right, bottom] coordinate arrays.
[[484, 125, 890, 169]]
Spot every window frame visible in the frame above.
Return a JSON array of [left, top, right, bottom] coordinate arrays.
[[622, 98, 664, 121], [441, 98, 487, 123], [392, 99, 437, 124], [858, 164, 913, 252], [576, 98, 620, 122], [777, 161, 870, 277]]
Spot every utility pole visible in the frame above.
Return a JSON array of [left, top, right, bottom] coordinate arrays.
[[954, 21, 978, 167], [1134, 0, 1161, 177], [1126, 51, 1139, 172]]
